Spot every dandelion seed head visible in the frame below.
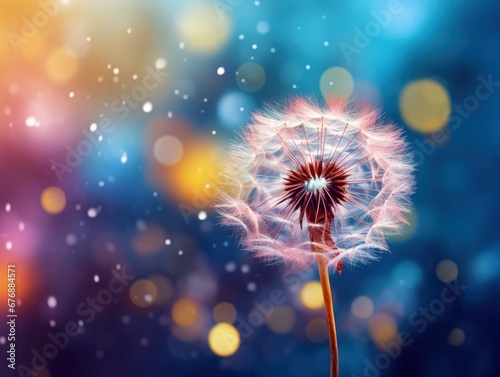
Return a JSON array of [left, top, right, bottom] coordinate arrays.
[[216, 98, 414, 273]]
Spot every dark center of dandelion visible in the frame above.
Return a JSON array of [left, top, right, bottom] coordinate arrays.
[[283, 160, 349, 228]]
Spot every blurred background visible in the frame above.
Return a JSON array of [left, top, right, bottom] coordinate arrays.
[[0, 0, 499, 376]]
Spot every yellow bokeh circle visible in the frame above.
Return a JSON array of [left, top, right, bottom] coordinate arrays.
[[177, 3, 230, 53], [399, 79, 451, 133], [320, 66, 354, 100], [172, 299, 199, 327], [208, 323, 240, 357], [40, 186, 66, 214], [368, 313, 397, 344], [300, 281, 324, 310], [45, 47, 78, 83]]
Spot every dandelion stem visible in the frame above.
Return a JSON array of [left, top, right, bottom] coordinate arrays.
[[317, 254, 339, 377]]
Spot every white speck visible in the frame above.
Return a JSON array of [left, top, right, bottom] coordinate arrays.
[[98, 135, 103, 141], [142, 101, 153, 113], [98, 181, 105, 187], [5, 203, 11, 212], [225, 262, 236, 272], [121, 152, 128, 164], [90, 123, 97, 132], [165, 239, 171, 246], [94, 275, 100, 283], [116, 264, 121, 270], [0, 336, 5, 345], [241, 264, 250, 273], [211, 130, 216, 135], [179, 42, 185, 49], [217, 67, 225, 75], [66, 233, 77, 245], [239, 34, 245, 40], [78, 320, 84, 327], [113, 67, 120, 75], [292, 84, 297, 89], [26, 116, 37, 127], [86, 36, 91, 42], [167, 111, 173, 118], [155, 58, 167, 70], [323, 41, 329, 47], [69, 92, 74, 98], [136, 219, 147, 231], [49, 320, 56, 328], [251, 44, 257, 50], [19, 222, 25, 231], [247, 282, 257, 291], [255, 1, 260, 5], [87, 207, 99, 218], [126, 28, 132, 34], [178, 250, 183, 256], [306, 65, 311, 70], [239, 107, 244, 111], [270, 47, 276, 53], [5, 241, 12, 250], [144, 294, 153, 303], [198, 211, 207, 221], [47, 296, 57, 308], [132, 74, 138, 80]]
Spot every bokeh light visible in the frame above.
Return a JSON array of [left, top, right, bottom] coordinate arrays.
[[177, 3, 230, 53], [172, 299, 199, 327], [149, 275, 174, 304], [351, 296, 374, 319], [436, 259, 459, 283], [320, 66, 354, 100], [447, 328, 465, 346], [154, 135, 184, 166], [305, 318, 328, 343], [208, 323, 240, 357], [40, 187, 67, 214], [236, 62, 266, 93], [129, 279, 158, 308], [300, 281, 324, 310], [266, 305, 296, 334], [213, 302, 237, 324], [45, 47, 79, 83], [368, 313, 397, 344], [399, 79, 451, 133]]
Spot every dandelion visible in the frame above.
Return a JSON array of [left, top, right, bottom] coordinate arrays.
[[216, 98, 414, 377]]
